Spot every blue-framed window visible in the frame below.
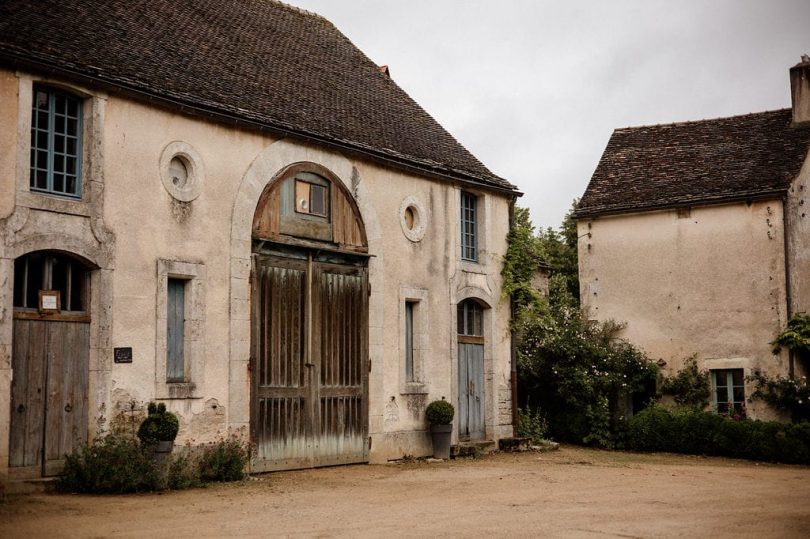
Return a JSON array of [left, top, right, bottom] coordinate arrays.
[[30, 85, 83, 198], [712, 369, 745, 414], [460, 191, 478, 261]]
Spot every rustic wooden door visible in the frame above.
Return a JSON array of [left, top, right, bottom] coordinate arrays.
[[458, 342, 485, 441], [457, 299, 485, 441], [251, 251, 368, 472], [9, 319, 90, 478]]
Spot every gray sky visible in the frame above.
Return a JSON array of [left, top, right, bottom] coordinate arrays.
[[290, 0, 810, 230]]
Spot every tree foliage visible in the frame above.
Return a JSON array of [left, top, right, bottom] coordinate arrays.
[[504, 203, 656, 448]]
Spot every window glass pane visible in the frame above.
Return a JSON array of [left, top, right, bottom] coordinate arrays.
[[50, 256, 68, 306], [35, 90, 49, 110], [25, 253, 45, 308], [310, 184, 326, 216], [53, 173, 65, 193], [36, 170, 48, 190], [67, 99, 79, 117], [295, 180, 311, 213], [731, 369, 744, 386], [13, 258, 26, 308], [457, 303, 465, 335], [69, 263, 87, 312], [55, 115, 65, 134], [715, 385, 728, 405], [55, 94, 65, 113], [732, 387, 745, 403]]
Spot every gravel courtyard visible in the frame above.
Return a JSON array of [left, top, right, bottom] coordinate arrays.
[[1, 446, 809, 538]]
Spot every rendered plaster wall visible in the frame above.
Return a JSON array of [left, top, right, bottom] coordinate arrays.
[[0, 70, 16, 220], [578, 200, 789, 419], [787, 151, 810, 323], [0, 67, 514, 478], [99, 90, 515, 455]]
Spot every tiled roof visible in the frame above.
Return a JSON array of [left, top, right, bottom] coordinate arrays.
[[0, 0, 515, 191], [577, 109, 810, 217]]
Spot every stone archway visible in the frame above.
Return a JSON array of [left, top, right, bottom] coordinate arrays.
[[227, 140, 383, 443]]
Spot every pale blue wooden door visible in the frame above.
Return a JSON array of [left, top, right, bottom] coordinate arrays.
[[458, 342, 485, 441]]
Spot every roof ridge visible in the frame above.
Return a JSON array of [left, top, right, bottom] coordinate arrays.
[[614, 108, 792, 133]]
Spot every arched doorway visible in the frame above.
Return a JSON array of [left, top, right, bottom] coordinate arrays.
[[9, 250, 92, 478], [250, 163, 369, 472], [457, 298, 486, 441]]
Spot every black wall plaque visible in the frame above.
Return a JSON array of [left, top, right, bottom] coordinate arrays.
[[114, 347, 133, 363]]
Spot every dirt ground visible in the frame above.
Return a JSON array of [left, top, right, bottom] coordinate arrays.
[[1, 446, 809, 538]]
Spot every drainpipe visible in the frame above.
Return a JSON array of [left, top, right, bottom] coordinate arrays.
[[782, 195, 795, 377], [508, 196, 519, 431]]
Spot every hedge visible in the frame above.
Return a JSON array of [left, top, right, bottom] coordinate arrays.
[[628, 405, 810, 464]]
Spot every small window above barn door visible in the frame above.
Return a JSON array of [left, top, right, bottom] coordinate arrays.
[[252, 163, 367, 253]]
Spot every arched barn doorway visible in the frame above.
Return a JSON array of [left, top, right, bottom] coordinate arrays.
[[9, 250, 93, 478], [250, 163, 369, 472]]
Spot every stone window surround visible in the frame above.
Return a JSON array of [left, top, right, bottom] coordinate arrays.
[[14, 72, 107, 219], [155, 258, 206, 399], [399, 195, 428, 242], [399, 286, 429, 395], [159, 141, 205, 203]]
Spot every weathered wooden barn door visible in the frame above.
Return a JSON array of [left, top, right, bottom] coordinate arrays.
[[457, 299, 485, 441], [252, 255, 310, 471], [251, 251, 368, 472], [313, 262, 368, 466], [10, 251, 91, 478]]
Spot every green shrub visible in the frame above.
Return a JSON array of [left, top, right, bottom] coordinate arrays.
[[426, 399, 455, 426], [198, 436, 252, 482], [659, 357, 711, 408], [137, 402, 180, 446], [57, 433, 160, 494], [628, 405, 810, 464], [516, 406, 548, 444]]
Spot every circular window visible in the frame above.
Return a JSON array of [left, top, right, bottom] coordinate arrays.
[[399, 195, 427, 242], [160, 141, 204, 202]]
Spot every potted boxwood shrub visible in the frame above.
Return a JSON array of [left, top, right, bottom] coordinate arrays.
[[138, 402, 179, 455], [426, 399, 454, 459]]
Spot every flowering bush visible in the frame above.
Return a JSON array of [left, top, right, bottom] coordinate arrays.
[[748, 372, 810, 422], [506, 204, 657, 448], [198, 435, 253, 482], [659, 356, 711, 409]]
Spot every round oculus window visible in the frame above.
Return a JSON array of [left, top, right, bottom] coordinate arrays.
[[159, 141, 204, 202], [399, 196, 427, 242]]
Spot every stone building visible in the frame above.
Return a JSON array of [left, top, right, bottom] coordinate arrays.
[[0, 0, 519, 490], [576, 58, 810, 419]]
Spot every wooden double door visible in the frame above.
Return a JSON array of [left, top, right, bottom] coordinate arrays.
[[10, 319, 89, 478], [251, 250, 369, 472]]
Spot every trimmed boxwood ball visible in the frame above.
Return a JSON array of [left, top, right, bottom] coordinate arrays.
[[426, 399, 455, 425], [138, 401, 180, 446]]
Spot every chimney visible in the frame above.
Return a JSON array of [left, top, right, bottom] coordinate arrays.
[[790, 54, 810, 127]]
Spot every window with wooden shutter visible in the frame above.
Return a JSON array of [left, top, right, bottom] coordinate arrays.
[[167, 278, 186, 383]]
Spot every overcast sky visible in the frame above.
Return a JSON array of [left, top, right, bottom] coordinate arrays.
[[290, 0, 810, 230]]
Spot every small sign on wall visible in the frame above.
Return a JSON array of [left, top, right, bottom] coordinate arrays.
[[114, 347, 133, 364], [38, 290, 60, 314]]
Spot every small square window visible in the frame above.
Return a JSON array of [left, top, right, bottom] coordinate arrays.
[[295, 180, 328, 217]]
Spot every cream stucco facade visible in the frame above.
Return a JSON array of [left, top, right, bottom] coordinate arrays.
[[578, 154, 810, 419], [0, 69, 515, 489]]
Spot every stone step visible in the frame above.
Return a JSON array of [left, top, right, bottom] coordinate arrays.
[[451, 440, 497, 458], [498, 437, 532, 452]]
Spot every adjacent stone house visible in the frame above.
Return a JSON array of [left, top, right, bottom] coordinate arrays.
[[576, 58, 810, 419], [0, 0, 519, 490]]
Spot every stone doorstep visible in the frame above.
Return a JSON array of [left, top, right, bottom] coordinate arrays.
[[451, 440, 498, 458], [7, 477, 58, 495]]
